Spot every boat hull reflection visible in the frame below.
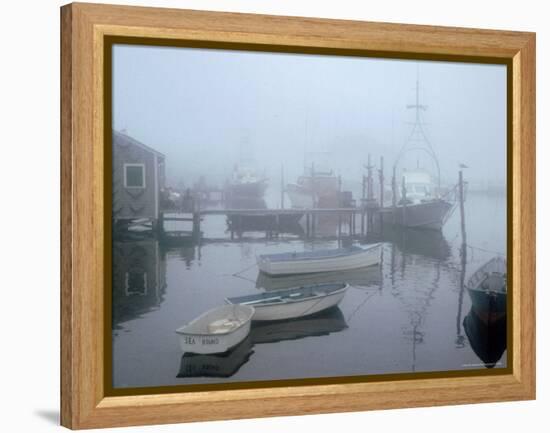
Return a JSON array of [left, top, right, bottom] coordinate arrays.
[[377, 226, 451, 261], [256, 266, 381, 291], [463, 307, 507, 369], [250, 307, 348, 344], [177, 307, 347, 378]]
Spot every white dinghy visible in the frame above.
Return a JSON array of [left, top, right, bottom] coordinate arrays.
[[225, 283, 349, 321], [176, 304, 255, 354], [257, 244, 381, 276]]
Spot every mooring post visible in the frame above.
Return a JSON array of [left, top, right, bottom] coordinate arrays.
[[192, 197, 201, 239], [401, 175, 407, 227], [367, 155, 374, 233], [156, 212, 164, 238], [391, 166, 397, 225], [456, 168, 468, 346], [280, 164, 285, 209], [379, 156, 384, 207], [459, 170, 466, 243], [367, 154, 373, 201]]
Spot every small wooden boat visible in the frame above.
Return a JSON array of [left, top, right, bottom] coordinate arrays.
[[176, 304, 255, 354], [466, 256, 507, 322], [257, 244, 381, 276], [225, 283, 349, 321]]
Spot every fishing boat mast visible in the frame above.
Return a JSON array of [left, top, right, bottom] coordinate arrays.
[[393, 73, 442, 193]]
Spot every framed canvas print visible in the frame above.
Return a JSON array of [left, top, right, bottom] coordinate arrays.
[[60, 3, 536, 429]]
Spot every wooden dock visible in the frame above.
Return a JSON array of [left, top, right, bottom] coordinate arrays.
[[161, 205, 380, 242]]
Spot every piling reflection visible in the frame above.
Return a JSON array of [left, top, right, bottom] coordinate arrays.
[[388, 241, 441, 371]]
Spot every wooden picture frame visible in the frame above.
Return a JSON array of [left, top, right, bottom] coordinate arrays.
[[60, 2, 536, 429]]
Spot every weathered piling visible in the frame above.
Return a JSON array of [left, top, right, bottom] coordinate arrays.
[[280, 164, 285, 209], [192, 197, 201, 239], [391, 166, 397, 225], [379, 156, 384, 208], [459, 169, 466, 244], [456, 168, 468, 346], [401, 174, 407, 227], [156, 212, 164, 237]]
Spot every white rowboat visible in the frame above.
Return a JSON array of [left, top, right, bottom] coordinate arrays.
[[175, 304, 255, 354], [257, 244, 381, 276], [225, 283, 349, 321]]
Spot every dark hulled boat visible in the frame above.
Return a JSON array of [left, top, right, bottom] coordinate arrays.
[[466, 256, 507, 323]]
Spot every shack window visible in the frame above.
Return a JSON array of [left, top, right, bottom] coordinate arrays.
[[124, 164, 145, 188]]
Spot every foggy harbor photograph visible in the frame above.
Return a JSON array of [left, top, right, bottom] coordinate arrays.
[[110, 44, 508, 389]]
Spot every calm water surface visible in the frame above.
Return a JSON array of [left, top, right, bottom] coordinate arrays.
[[112, 192, 507, 388]]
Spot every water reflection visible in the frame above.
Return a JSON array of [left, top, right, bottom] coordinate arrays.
[[463, 307, 507, 368], [112, 239, 166, 329], [379, 227, 451, 261], [250, 307, 348, 344], [112, 194, 508, 387], [177, 307, 347, 378], [177, 335, 254, 378], [388, 240, 442, 372]]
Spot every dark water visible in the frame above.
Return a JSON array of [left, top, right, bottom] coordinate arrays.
[[112, 192, 507, 388]]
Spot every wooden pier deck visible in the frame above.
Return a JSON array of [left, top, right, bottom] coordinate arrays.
[[197, 208, 364, 216], [161, 205, 380, 242]]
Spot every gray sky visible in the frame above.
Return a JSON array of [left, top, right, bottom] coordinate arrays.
[[113, 44, 506, 188]]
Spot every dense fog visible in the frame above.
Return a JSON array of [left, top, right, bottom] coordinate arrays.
[[113, 44, 506, 190]]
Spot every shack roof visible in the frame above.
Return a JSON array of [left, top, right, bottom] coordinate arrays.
[[113, 130, 165, 159]]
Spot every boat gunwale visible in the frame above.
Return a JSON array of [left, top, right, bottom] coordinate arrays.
[[465, 257, 507, 291], [393, 198, 453, 209], [175, 305, 255, 337], [225, 283, 349, 308]]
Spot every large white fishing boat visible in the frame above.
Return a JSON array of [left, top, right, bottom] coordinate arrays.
[[383, 78, 454, 231]]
